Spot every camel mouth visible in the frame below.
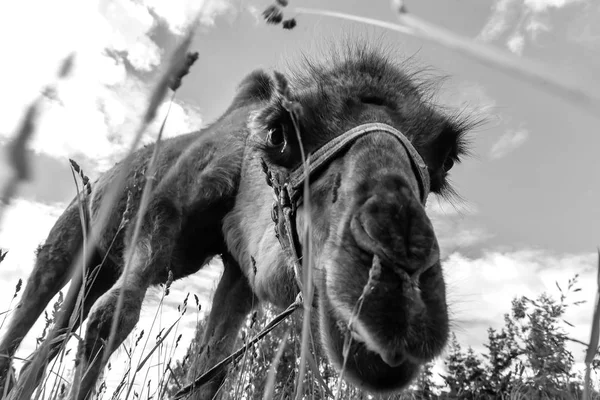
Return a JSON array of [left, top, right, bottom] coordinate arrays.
[[315, 242, 448, 393], [317, 283, 422, 392]]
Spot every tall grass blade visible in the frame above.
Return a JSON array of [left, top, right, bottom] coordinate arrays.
[[263, 329, 290, 400], [292, 6, 600, 118], [583, 249, 600, 400]]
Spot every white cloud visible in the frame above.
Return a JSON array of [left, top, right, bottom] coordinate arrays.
[[0, 199, 65, 274], [443, 249, 596, 364], [100, 0, 161, 71], [246, 4, 264, 25], [427, 196, 479, 218], [507, 33, 526, 54], [438, 80, 498, 122], [478, 0, 521, 43], [426, 197, 492, 255], [478, 0, 588, 54], [526, 14, 551, 39], [489, 127, 529, 159], [146, 0, 236, 34], [0, 0, 233, 171], [524, 0, 585, 12]]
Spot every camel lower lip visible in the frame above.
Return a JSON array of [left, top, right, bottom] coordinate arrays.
[[344, 320, 408, 367], [319, 291, 423, 393]]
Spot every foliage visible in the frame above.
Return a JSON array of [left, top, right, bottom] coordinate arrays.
[[438, 274, 599, 400], [174, 275, 600, 399]]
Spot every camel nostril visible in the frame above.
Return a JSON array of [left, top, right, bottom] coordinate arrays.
[[379, 348, 406, 367], [351, 192, 438, 275]]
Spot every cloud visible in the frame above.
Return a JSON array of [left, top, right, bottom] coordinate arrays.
[[478, 0, 588, 54], [524, 0, 585, 12], [443, 249, 596, 363], [145, 0, 237, 34], [427, 196, 479, 218], [489, 128, 529, 159], [100, 0, 162, 71], [507, 34, 526, 54], [0, 0, 232, 172], [478, 0, 522, 43], [437, 80, 498, 123], [426, 197, 492, 255], [566, 3, 600, 49], [0, 199, 66, 274]]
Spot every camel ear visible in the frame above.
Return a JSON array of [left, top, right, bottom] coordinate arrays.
[[227, 70, 276, 111]]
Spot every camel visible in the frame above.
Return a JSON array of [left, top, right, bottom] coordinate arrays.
[[0, 43, 475, 399]]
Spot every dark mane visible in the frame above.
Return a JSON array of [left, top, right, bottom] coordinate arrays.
[[253, 42, 481, 198]]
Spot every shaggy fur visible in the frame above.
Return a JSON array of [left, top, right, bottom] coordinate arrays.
[[0, 43, 476, 400]]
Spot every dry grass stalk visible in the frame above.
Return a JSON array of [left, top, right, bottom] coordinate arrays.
[[305, 346, 334, 398], [335, 255, 382, 400], [63, 159, 92, 400], [392, 3, 600, 116], [0, 250, 7, 265], [262, 329, 290, 400], [0, 54, 74, 228], [12, 17, 199, 400], [0, 279, 22, 332], [90, 29, 197, 397], [291, 5, 600, 119], [68, 158, 92, 334], [232, 309, 259, 399], [583, 250, 600, 400], [37, 158, 93, 399], [125, 281, 182, 399], [102, 89, 177, 370], [279, 89, 318, 400], [174, 295, 302, 399]]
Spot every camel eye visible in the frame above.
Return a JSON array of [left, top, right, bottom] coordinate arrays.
[[267, 125, 287, 152], [443, 158, 454, 172]]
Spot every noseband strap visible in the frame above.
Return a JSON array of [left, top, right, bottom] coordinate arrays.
[[287, 122, 431, 205], [263, 122, 432, 292]]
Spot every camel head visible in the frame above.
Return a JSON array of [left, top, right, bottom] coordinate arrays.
[[252, 45, 474, 393]]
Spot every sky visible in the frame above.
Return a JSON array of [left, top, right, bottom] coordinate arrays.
[[0, 0, 599, 396]]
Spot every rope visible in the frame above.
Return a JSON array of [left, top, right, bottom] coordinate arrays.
[[172, 293, 303, 400]]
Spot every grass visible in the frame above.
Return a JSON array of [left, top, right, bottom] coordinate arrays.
[[0, 1, 599, 400], [290, 4, 600, 119]]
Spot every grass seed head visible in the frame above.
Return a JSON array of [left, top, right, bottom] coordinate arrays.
[[263, 5, 284, 25], [165, 270, 174, 295], [12, 278, 22, 299], [169, 51, 200, 91], [282, 18, 297, 30], [58, 53, 75, 78]]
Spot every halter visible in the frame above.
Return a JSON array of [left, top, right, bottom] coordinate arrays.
[[262, 122, 432, 291]]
